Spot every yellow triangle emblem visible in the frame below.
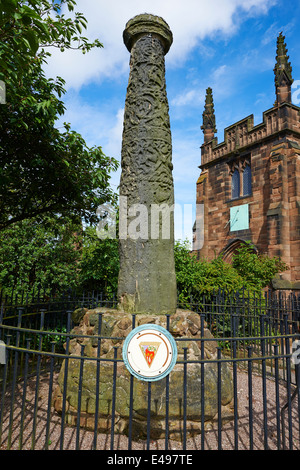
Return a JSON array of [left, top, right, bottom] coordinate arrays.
[[139, 342, 161, 368]]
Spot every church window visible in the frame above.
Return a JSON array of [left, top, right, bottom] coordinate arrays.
[[231, 168, 240, 199], [242, 164, 252, 196], [230, 159, 251, 199]]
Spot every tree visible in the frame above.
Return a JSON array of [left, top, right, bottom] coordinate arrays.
[[0, 0, 118, 230], [0, 220, 120, 300], [79, 227, 119, 297], [0, 215, 82, 295]]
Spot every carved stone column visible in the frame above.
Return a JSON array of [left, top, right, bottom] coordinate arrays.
[[118, 14, 177, 314]]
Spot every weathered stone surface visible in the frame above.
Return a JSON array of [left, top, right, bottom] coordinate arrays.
[[53, 308, 234, 440], [123, 14, 173, 54], [71, 307, 88, 325], [118, 14, 177, 315]]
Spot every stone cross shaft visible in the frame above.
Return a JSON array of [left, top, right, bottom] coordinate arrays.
[[118, 14, 177, 314]]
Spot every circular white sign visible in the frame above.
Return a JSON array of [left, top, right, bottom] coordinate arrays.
[[122, 324, 177, 381]]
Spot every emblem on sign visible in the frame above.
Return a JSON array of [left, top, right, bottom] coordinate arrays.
[[122, 324, 177, 381], [139, 342, 161, 367]]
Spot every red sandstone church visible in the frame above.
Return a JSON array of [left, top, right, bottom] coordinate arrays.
[[193, 33, 300, 291]]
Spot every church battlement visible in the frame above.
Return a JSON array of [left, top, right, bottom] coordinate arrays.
[[201, 102, 300, 167]]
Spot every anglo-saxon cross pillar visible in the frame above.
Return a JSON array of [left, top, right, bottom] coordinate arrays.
[[118, 14, 177, 314]]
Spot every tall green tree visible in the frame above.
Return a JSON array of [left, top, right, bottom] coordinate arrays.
[[0, 215, 82, 295], [0, 0, 118, 230]]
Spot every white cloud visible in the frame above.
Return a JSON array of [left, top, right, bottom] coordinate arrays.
[[171, 63, 235, 110], [44, 0, 277, 90], [171, 89, 203, 107], [59, 95, 121, 147]]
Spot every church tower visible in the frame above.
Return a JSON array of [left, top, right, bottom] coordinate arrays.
[[194, 33, 300, 290]]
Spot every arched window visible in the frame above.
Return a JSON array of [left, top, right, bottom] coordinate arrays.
[[243, 164, 252, 196], [231, 168, 240, 199]]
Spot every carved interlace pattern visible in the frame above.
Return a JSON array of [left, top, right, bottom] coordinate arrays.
[[118, 32, 177, 314], [120, 35, 174, 206]]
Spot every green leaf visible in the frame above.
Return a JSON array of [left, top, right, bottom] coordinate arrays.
[[24, 30, 40, 55], [0, 0, 18, 14]]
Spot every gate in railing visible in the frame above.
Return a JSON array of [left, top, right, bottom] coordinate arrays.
[[0, 291, 300, 451]]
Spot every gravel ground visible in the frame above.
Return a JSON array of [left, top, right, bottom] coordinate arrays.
[[0, 369, 299, 451]]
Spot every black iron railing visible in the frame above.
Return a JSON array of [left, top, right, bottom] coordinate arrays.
[[0, 290, 299, 451]]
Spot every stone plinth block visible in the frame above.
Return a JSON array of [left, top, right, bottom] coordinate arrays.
[[53, 308, 234, 441]]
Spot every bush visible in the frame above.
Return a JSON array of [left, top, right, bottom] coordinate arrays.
[[174, 240, 252, 307], [232, 242, 288, 289], [174, 240, 288, 308]]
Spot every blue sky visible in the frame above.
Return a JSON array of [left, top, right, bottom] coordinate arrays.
[[45, 0, 300, 243]]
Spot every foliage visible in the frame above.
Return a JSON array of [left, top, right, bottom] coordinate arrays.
[[0, 215, 82, 296], [42, 325, 67, 353], [232, 242, 288, 289], [0, 0, 102, 115], [0, 220, 120, 300], [78, 227, 119, 297], [174, 240, 288, 308], [0, 228, 288, 307], [174, 240, 249, 307], [0, 0, 118, 230], [173, 240, 288, 340]]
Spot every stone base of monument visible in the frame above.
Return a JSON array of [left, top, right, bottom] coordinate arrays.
[[52, 308, 234, 441]]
